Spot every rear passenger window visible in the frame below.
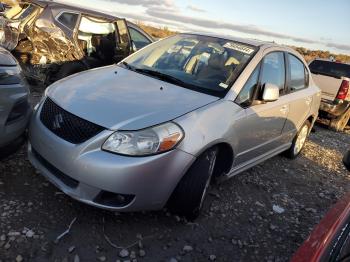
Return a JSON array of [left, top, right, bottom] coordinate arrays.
[[260, 52, 285, 93], [57, 12, 79, 30], [288, 54, 307, 91]]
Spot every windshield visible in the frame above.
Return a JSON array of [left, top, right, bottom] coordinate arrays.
[[121, 34, 257, 97], [309, 60, 350, 78]]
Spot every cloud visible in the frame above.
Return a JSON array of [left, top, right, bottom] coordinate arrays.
[[187, 4, 206, 13], [146, 9, 319, 45], [105, 0, 176, 10], [55, 0, 350, 53], [325, 42, 350, 51]]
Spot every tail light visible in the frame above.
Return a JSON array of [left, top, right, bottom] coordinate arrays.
[[336, 80, 349, 100]]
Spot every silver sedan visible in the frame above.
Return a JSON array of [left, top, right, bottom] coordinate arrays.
[[28, 33, 320, 219]]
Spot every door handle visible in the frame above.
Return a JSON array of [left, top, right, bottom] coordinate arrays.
[[280, 105, 288, 114]]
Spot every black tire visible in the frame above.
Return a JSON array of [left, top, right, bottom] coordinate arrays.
[[167, 147, 218, 220], [329, 109, 350, 132], [284, 120, 311, 159]]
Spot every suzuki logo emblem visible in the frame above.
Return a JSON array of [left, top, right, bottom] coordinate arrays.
[[52, 113, 64, 130]]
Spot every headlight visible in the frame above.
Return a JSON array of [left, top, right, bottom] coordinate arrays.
[[102, 122, 184, 156], [0, 67, 21, 85]]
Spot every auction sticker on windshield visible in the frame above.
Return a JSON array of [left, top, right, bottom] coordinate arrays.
[[223, 42, 255, 54]]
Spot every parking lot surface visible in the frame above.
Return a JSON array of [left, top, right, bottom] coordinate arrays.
[[0, 87, 349, 262]]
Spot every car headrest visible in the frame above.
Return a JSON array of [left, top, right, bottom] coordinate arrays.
[[208, 53, 225, 70]]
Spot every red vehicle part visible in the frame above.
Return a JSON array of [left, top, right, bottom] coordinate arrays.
[[291, 193, 350, 262]]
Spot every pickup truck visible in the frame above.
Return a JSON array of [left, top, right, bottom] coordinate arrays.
[[309, 59, 350, 131]]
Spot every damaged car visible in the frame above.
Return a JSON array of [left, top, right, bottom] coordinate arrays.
[[0, 0, 153, 84]]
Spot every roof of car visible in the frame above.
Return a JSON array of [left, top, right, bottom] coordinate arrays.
[[26, 0, 154, 41], [312, 58, 350, 65], [183, 32, 279, 48]]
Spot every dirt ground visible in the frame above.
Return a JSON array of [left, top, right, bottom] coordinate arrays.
[[0, 88, 349, 262]]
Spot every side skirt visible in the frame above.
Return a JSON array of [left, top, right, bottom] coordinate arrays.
[[224, 143, 292, 179]]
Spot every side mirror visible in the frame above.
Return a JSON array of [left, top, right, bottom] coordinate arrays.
[[262, 83, 279, 102], [343, 150, 350, 171]]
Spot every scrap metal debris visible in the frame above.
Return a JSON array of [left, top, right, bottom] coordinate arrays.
[[273, 204, 285, 214], [102, 217, 155, 250], [55, 217, 77, 243]]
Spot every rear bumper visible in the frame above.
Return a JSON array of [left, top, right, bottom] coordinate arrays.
[[319, 99, 349, 118]]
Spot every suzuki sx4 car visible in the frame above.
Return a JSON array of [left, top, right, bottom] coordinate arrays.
[[28, 33, 321, 219]]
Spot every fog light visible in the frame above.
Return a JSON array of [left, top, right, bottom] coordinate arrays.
[[93, 190, 135, 207]]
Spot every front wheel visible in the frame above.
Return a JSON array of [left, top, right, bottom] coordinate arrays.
[[284, 120, 310, 159], [167, 147, 218, 220]]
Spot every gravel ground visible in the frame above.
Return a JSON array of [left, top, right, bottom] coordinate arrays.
[[0, 88, 349, 261]]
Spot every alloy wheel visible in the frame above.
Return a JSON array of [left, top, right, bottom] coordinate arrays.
[[294, 125, 309, 155]]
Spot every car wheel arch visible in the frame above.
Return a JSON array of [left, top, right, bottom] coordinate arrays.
[[165, 142, 234, 214], [178, 141, 235, 185]]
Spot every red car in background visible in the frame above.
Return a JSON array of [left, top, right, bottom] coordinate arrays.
[[291, 151, 350, 262]]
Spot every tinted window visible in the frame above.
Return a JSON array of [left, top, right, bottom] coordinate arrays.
[[289, 54, 307, 91], [261, 52, 285, 92], [57, 12, 79, 30], [309, 60, 350, 78], [129, 27, 151, 50], [236, 65, 260, 107]]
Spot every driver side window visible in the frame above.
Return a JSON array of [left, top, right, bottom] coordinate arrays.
[[260, 52, 286, 93], [236, 51, 286, 108]]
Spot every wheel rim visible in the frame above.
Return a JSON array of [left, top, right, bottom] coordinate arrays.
[[199, 151, 217, 210], [294, 125, 308, 155]]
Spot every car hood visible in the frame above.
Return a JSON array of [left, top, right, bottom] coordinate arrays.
[[46, 66, 219, 130]]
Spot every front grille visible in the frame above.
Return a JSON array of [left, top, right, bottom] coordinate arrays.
[[32, 148, 79, 189], [40, 98, 104, 144]]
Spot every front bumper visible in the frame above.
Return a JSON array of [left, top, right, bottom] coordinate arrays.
[[0, 83, 32, 148], [28, 106, 195, 211], [319, 99, 349, 118]]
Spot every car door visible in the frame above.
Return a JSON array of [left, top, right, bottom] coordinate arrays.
[[281, 53, 313, 141], [114, 19, 132, 62], [233, 51, 289, 167]]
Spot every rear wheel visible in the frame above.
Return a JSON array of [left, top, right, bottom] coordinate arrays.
[[285, 120, 310, 159], [329, 109, 350, 132], [167, 147, 218, 220]]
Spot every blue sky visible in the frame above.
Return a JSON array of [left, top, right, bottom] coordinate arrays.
[[57, 0, 350, 55]]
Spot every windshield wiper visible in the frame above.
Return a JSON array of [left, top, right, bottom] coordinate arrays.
[[120, 61, 135, 71], [134, 68, 187, 87]]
